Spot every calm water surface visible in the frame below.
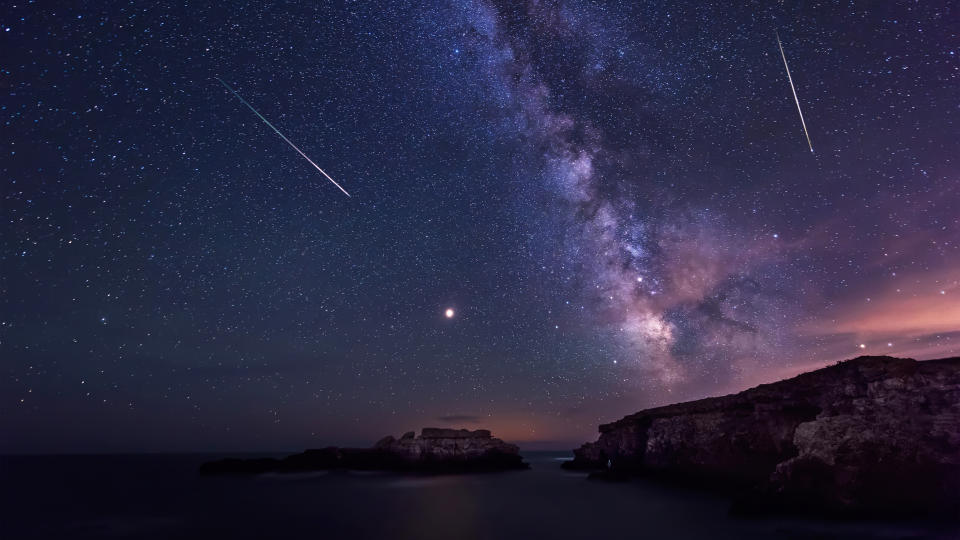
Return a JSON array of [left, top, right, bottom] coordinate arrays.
[[2, 452, 955, 539]]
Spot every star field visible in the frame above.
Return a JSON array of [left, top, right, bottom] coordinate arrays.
[[2, 0, 958, 452]]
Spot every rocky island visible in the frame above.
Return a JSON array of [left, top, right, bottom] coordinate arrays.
[[200, 428, 528, 474], [564, 356, 960, 517]]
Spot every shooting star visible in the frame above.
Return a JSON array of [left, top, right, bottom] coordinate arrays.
[[775, 31, 814, 153], [216, 77, 350, 197]]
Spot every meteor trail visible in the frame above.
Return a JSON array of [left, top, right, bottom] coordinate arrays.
[[775, 31, 814, 153], [216, 77, 350, 197]]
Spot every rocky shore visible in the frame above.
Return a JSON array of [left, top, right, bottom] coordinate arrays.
[[200, 428, 528, 474], [564, 356, 960, 517]]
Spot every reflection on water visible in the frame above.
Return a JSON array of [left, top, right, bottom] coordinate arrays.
[[386, 475, 466, 488], [1, 453, 955, 539]]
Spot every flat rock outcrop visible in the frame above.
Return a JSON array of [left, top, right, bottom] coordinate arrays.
[[564, 356, 960, 517], [200, 428, 527, 475]]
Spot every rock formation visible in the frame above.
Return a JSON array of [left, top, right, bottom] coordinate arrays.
[[200, 428, 528, 474], [564, 356, 960, 517]]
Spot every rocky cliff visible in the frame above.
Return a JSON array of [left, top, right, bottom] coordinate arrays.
[[564, 356, 960, 517], [200, 428, 528, 474]]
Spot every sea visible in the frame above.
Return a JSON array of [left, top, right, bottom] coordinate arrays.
[[2, 452, 956, 539]]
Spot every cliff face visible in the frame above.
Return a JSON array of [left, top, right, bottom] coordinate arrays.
[[200, 428, 527, 474], [565, 356, 960, 516]]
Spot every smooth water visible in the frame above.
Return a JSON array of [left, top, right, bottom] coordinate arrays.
[[1, 452, 955, 539]]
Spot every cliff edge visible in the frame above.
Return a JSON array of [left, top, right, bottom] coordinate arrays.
[[564, 356, 960, 517]]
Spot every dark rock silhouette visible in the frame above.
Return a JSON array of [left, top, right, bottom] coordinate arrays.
[[200, 428, 528, 475], [564, 356, 960, 517]]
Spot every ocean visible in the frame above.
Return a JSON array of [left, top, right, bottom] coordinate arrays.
[[1, 452, 955, 539]]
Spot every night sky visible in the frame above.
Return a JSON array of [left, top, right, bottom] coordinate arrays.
[[3, 1, 958, 453]]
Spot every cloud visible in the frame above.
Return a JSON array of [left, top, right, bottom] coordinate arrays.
[[803, 269, 960, 338], [436, 415, 483, 424]]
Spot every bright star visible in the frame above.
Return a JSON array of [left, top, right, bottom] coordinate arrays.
[[444, 308, 455, 318]]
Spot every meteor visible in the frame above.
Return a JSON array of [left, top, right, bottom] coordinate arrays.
[[775, 31, 814, 153], [216, 77, 351, 197]]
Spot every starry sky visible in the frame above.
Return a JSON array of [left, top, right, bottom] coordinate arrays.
[[2, 1, 958, 453]]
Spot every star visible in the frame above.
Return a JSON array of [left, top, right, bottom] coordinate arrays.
[[2, 0, 956, 458]]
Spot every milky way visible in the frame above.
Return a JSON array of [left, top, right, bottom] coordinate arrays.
[[3, 1, 957, 452], [440, 1, 804, 394]]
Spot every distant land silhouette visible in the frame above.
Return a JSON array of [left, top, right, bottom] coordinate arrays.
[[201, 428, 528, 474]]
